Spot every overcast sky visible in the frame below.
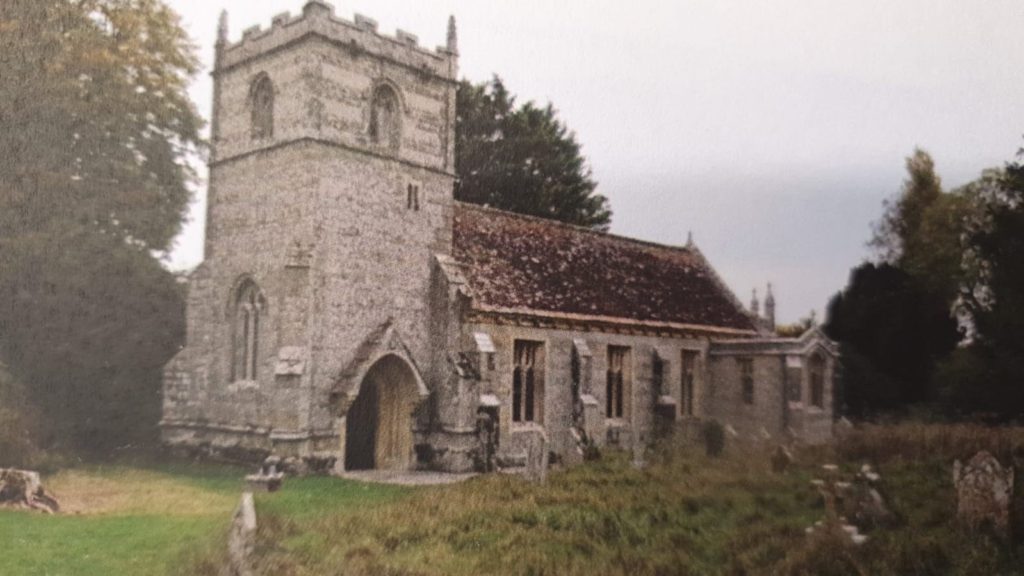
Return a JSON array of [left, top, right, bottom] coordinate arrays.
[[165, 0, 1024, 323]]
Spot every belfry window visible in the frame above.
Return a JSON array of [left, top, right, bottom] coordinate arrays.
[[606, 346, 630, 419], [250, 74, 274, 140], [407, 183, 421, 211], [369, 84, 400, 149], [232, 280, 264, 381], [512, 340, 544, 423]]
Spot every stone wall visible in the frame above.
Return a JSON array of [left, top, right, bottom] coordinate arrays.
[[706, 334, 838, 444], [706, 354, 787, 438], [163, 143, 322, 460], [458, 320, 715, 464]]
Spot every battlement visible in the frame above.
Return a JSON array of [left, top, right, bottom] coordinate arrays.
[[219, 1, 456, 80]]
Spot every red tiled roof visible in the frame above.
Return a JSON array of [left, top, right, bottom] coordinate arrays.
[[452, 203, 757, 332]]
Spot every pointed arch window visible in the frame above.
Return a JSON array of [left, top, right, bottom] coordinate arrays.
[[250, 74, 275, 140], [606, 346, 631, 419], [369, 84, 400, 149], [809, 354, 826, 408], [232, 280, 265, 381], [512, 340, 544, 423]]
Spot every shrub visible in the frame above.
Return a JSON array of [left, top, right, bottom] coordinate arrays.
[[702, 420, 725, 458]]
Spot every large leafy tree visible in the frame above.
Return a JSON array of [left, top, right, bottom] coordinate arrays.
[[871, 148, 978, 304], [945, 152, 1024, 418], [455, 77, 612, 230], [0, 0, 201, 451], [825, 263, 961, 417], [0, 0, 201, 246]]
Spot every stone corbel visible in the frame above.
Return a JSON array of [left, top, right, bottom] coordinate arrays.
[[275, 346, 307, 376]]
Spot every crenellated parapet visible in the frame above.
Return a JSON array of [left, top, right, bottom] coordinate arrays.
[[217, 1, 457, 82]]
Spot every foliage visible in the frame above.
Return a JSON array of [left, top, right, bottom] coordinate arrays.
[[841, 143, 1024, 419], [0, 364, 38, 468], [0, 0, 202, 250], [954, 155, 1024, 419], [825, 263, 961, 417], [0, 230, 185, 452], [775, 314, 816, 338], [702, 420, 726, 457], [455, 76, 612, 230], [872, 149, 1002, 320], [871, 149, 972, 304], [0, 0, 200, 452]]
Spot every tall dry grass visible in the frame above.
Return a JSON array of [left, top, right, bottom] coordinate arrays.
[[837, 422, 1024, 465]]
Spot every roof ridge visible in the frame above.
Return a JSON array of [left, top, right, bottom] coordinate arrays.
[[453, 201, 695, 255]]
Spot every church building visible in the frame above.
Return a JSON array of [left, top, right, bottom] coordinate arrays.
[[161, 1, 838, 474]]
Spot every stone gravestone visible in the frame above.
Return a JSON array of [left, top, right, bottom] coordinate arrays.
[[228, 492, 257, 576], [953, 451, 1014, 538], [771, 445, 794, 473], [842, 464, 893, 528]]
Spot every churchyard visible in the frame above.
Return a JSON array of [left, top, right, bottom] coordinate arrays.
[[1, 423, 1022, 576]]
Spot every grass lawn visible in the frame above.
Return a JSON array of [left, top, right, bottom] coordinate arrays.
[[0, 461, 241, 576], [0, 460, 409, 576]]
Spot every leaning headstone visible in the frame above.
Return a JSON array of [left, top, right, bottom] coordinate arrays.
[[953, 451, 1014, 538], [525, 429, 550, 484], [771, 445, 794, 473], [0, 469, 59, 514], [228, 492, 257, 576]]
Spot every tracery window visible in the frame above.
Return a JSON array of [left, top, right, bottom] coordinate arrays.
[[369, 84, 400, 149], [250, 74, 275, 140], [512, 340, 544, 423], [232, 280, 264, 381]]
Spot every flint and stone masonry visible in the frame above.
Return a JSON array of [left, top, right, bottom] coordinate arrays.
[[162, 2, 839, 474]]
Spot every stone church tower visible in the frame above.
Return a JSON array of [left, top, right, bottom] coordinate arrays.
[[163, 1, 460, 470]]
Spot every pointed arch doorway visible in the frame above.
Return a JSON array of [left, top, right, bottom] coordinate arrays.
[[343, 354, 421, 471]]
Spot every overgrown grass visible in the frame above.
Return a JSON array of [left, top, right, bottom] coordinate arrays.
[[222, 429, 1024, 576], [837, 422, 1024, 464]]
